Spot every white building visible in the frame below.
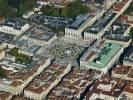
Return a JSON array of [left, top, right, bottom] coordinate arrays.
[[23, 11, 34, 19], [37, 0, 50, 6], [65, 14, 96, 39], [0, 18, 30, 36]]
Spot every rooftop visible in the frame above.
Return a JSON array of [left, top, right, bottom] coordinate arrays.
[[112, 65, 132, 75], [112, 64, 133, 80], [25, 63, 68, 94], [86, 76, 126, 99], [112, 0, 129, 12], [0, 32, 15, 44], [27, 25, 56, 41], [88, 42, 122, 68], [48, 67, 102, 99], [0, 57, 47, 88], [67, 14, 92, 29], [123, 81, 133, 93], [0, 92, 12, 100], [12, 96, 29, 100], [3, 18, 27, 30], [85, 11, 116, 34]]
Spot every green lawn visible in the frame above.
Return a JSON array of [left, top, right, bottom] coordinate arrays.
[[9, 47, 32, 64], [125, 5, 133, 16]]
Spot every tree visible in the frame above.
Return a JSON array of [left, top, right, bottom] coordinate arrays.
[[9, 47, 32, 64], [9, 47, 18, 56], [41, 0, 90, 18], [129, 27, 133, 39], [8, 0, 37, 16], [0, 67, 5, 78], [0, 0, 15, 17]]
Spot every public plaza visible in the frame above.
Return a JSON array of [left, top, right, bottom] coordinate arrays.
[[48, 38, 86, 64]]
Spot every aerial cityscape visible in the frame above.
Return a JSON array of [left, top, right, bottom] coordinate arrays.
[[0, 0, 133, 100]]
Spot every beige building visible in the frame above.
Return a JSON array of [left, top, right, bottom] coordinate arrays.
[[24, 63, 72, 100], [0, 58, 51, 95]]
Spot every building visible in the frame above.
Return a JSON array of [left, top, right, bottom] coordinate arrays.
[[80, 41, 123, 73], [118, 81, 133, 100], [65, 14, 96, 39], [37, 0, 49, 6], [85, 75, 126, 100], [104, 22, 132, 47], [37, 0, 75, 8], [0, 92, 12, 100], [103, 0, 117, 10], [23, 11, 34, 19], [112, 0, 133, 13], [112, 65, 133, 81], [0, 32, 15, 44], [84, 10, 117, 40], [18, 45, 41, 56], [48, 67, 102, 100], [84, 0, 133, 40], [23, 25, 57, 45], [0, 49, 5, 60], [0, 57, 51, 95], [24, 63, 72, 100], [0, 18, 30, 36]]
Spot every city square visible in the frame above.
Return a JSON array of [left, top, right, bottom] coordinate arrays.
[[48, 38, 84, 62]]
